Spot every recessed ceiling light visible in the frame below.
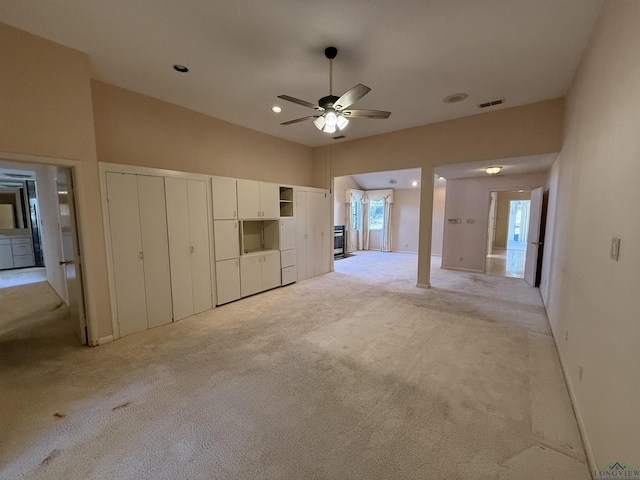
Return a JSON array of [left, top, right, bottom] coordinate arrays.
[[443, 93, 468, 104], [272, 106, 282, 113], [173, 64, 189, 73], [485, 166, 502, 175], [437, 176, 445, 181], [411, 180, 419, 187], [388, 178, 398, 185]]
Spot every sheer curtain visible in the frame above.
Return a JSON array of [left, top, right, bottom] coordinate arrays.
[[364, 189, 394, 252], [361, 193, 370, 251]]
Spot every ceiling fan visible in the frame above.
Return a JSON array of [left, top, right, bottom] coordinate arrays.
[[278, 47, 391, 134]]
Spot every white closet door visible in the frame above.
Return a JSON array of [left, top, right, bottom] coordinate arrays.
[[307, 191, 325, 277], [216, 258, 240, 305], [237, 179, 261, 219], [212, 177, 237, 220], [319, 194, 331, 275], [165, 177, 194, 321], [260, 182, 280, 219], [261, 251, 281, 291], [137, 175, 173, 329], [240, 255, 262, 297], [214, 220, 240, 261], [296, 191, 308, 281], [106, 172, 148, 336], [187, 179, 213, 314]]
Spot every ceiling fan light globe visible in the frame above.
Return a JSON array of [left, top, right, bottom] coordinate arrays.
[[313, 116, 326, 131], [325, 111, 338, 128], [323, 124, 336, 134], [336, 114, 349, 130]]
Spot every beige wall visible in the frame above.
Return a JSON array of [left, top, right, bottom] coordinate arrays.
[[333, 175, 362, 226], [431, 180, 446, 256], [91, 81, 314, 186], [0, 22, 112, 342], [493, 190, 531, 248], [314, 98, 564, 285], [391, 189, 420, 253], [442, 172, 548, 272], [540, 1, 640, 469]]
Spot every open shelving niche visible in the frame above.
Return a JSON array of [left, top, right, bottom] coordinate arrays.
[[279, 186, 294, 217], [241, 220, 279, 256]]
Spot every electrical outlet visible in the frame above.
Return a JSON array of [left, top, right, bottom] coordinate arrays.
[[579, 365, 583, 381], [466, 219, 474, 224]]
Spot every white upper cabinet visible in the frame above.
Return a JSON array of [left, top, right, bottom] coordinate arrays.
[[237, 179, 279, 219], [260, 183, 280, 219], [214, 220, 240, 261], [212, 176, 237, 219]]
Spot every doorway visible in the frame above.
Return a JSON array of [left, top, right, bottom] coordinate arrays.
[[486, 190, 531, 278], [0, 159, 87, 344]]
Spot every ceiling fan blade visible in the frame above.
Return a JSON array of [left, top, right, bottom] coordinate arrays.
[[333, 84, 371, 111], [277, 95, 319, 109], [281, 115, 319, 125], [341, 109, 391, 119]]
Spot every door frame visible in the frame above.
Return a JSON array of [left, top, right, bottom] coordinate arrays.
[[483, 187, 535, 275], [0, 151, 95, 345]]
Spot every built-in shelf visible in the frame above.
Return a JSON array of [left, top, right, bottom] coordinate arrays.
[[279, 186, 294, 217], [241, 220, 279, 254]]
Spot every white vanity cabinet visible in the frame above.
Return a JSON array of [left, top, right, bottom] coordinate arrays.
[[237, 180, 279, 219]]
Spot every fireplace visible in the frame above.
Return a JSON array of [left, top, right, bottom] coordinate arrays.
[[334, 225, 345, 258]]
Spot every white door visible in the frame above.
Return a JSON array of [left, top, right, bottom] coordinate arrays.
[[214, 220, 240, 261], [57, 168, 87, 343], [106, 172, 148, 337], [280, 218, 296, 251], [260, 182, 280, 219], [237, 179, 261, 219], [296, 191, 308, 281], [215, 258, 241, 305], [261, 251, 281, 291], [187, 179, 213, 314], [165, 177, 194, 321], [137, 175, 173, 329], [212, 177, 237, 220], [524, 187, 544, 287], [240, 254, 262, 297]]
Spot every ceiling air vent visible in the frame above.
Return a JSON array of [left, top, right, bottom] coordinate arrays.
[[479, 99, 504, 109], [332, 135, 346, 140]]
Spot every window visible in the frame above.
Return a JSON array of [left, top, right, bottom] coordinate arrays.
[[351, 199, 360, 230], [368, 199, 384, 230]]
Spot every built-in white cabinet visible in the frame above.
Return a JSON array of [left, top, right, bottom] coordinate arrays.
[[0, 239, 13, 269], [214, 220, 240, 261], [296, 190, 331, 281], [216, 258, 241, 305], [240, 250, 280, 297], [212, 176, 237, 220], [237, 180, 279, 219], [165, 177, 213, 320], [279, 217, 297, 285], [106, 173, 173, 336]]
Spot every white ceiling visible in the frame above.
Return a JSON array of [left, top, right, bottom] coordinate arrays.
[[0, 0, 602, 148], [350, 168, 422, 191], [434, 153, 557, 180]]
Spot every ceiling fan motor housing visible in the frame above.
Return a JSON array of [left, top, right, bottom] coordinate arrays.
[[318, 95, 339, 110]]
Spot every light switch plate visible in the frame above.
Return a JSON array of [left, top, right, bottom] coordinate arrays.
[[610, 237, 620, 261]]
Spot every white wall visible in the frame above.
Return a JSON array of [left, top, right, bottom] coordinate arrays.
[[442, 172, 548, 272], [431, 180, 446, 256], [34, 165, 68, 303], [391, 188, 420, 253], [540, 1, 640, 469]]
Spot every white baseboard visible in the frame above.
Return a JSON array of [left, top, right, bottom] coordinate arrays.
[[545, 309, 597, 477], [440, 266, 483, 273], [416, 283, 431, 289], [98, 335, 114, 346]]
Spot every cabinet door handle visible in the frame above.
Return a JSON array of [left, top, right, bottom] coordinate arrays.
[[235, 259, 239, 267], [234, 221, 237, 229], [139, 252, 144, 260], [190, 246, 194, 253], [258, 210, 261, 217], [233, 210, 236, 218], [262, 211, 265, 217]]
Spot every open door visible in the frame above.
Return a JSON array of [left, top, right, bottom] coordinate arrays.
[[524, 187, 543, 286], [57, 167, 88, 344]]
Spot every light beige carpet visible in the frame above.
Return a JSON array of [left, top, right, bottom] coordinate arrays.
[[0, 252, 589, 479]]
